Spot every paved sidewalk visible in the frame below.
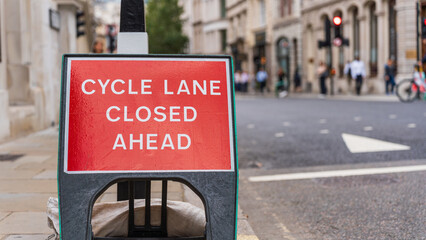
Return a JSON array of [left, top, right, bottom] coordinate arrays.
[[0, 127, 258, 240]]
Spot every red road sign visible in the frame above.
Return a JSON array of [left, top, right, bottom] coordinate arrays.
[[63, 56, 235, 173]]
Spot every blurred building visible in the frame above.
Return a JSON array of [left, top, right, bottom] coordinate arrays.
[[93, 0, 120, 53], [182, 0, 422, 95], [180, 0, 194, 53], [271, 0, 302, 91], [226, 0, 248, 72], [190, 0, 228, 54], [0, 0, 94, 141], [302, 0, 413, 94]]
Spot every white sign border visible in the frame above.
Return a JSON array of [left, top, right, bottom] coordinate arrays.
[[64, 56, 235, 174]]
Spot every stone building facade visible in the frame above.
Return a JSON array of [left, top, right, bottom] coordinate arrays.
[[271, 0, 303, 91], [189, 0, 228, 54], [0, 0, 94, 141], [302, 0, 415, 94], [181, 0, 421, 95]]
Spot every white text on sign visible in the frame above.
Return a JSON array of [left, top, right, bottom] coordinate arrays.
[[80, 79, 223, 151]]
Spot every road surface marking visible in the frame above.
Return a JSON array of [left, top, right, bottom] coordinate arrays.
[[275, 132, 285, 138], [342, 133, 410, 153], [237, 234, 259, 240], [247, 124, 255, 129], [389, 114, 397, 119], [320, 129, 329, 134], [363, 126, 373, 131], [319, 119, 327, 124], [354, 116, 362, 121], [407, 123, 416, 128], [283, 121, 291, 127], [272, 213, 297, 240], [249, 165, 426, 182]]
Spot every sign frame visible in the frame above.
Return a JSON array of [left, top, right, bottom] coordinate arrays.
[[61, 54, 236, 174], [57, 54, 239, 240]]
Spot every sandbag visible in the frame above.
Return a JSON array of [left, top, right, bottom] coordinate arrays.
[[47, 197, 206, 239]]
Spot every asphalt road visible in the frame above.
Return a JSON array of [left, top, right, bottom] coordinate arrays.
[[236, 96, 426, 240]]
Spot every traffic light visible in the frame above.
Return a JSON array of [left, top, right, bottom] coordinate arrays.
[[422, 18, 426, 38], [325, 17, 331, 43], [333, 16, 342, 39], [76, 11, 85, 38]]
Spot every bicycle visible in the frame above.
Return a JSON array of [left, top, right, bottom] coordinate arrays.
[[396, 78, 426, 103]]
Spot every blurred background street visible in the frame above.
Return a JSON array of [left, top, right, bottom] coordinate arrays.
[[236, 95, 426, 239], [0, 0, 426, 239]]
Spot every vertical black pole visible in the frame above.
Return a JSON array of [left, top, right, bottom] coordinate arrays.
[[117, 0, 147, 202], [120, 0, 146, 32], [329, 44, 334, 96], [417, 2, 421, 61]]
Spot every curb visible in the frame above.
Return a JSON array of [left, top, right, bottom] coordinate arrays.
[[235, 92, 399, 102]]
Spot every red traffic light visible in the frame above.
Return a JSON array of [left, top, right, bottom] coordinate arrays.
[[424, 18, 426, 26], [333, 16, 342, 26]]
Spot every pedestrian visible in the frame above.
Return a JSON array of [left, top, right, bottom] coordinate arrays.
[[256, 67, 268, 93], [234, 70, 242, 92], [343, 61, 352, 93], [384, 59, 396, 95], [92, 38, 105, 53], [241, 70, 249, 93], [350, 57, 366, 96], [276, 68, 287, 98], [317, 61, 328, 97], [413, 63, 426, 100], [294, 67, 302, 93]]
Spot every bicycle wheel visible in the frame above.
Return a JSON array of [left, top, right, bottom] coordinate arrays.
[[396, 79, 418, 103]]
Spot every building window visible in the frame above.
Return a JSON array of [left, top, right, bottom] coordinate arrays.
[[279, 0, 292, 18], [277, 37, 290, 81], [260, 0, 266, 26], [389, 0, 397, 72], [352, 8, 360, 59], [220, 0, 226, 18], [220, 29, 227, 52], [370, 3, 378, 77]]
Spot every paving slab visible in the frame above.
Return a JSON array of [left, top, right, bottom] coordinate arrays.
[[33, 170, 56, 180], [0, 212, 51, 234], [4, 235, 51, 240], [0, 169, 37, 180], [15, 160, 57, 171], [0, 212, 10, 222], [0, 180, 56, 193], [0, 194, 53, 212]]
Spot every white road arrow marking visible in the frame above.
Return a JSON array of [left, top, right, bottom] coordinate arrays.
[[249, 165, 426, 182], [342, 133, 410, 153]]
